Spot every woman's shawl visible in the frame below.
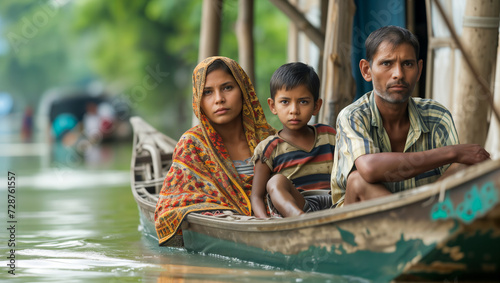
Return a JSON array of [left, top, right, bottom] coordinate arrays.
[[155, 56, 275, 245]]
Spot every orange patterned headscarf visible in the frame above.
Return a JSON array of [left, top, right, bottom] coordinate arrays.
[[155, 56, 275, 245]]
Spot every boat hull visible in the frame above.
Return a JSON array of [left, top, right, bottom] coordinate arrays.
[[181, 166, 500, 282], [130, 116, 500, 281]]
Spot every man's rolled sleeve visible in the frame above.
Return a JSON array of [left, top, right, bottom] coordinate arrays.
[[433, 109, 460, 175]]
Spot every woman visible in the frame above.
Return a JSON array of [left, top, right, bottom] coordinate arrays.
[[155, 56, 275, 245]]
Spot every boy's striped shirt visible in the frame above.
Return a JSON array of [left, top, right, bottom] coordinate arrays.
[[252, 124, 336, 191]]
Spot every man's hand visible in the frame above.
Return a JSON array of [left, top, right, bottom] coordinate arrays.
[[452, 144, 490, 165]]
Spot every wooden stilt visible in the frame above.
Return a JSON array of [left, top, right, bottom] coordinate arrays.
[[434, 0, 500, 145], [236, 0, 255, 84]]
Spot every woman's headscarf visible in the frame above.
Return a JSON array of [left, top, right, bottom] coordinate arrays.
[[155, 56, 275, 245]]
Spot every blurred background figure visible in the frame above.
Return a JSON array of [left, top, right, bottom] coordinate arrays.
[[51, 112, 79, 146], [97, 101, 116, 138], [21, 105, 34, 142], [43, 87, 131, 146], [83, 102, 101, 143]]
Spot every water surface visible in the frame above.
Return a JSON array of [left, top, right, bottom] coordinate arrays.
[[1, 142, 356, 282]]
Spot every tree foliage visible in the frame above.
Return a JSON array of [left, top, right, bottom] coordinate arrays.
[[0, 0, 288, 137], [0, 0, 89, 106]]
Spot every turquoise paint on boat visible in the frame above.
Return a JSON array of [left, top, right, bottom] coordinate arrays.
[[478, 181, 498, 211], [456, 185, 484, 223], [431, 182, 499, 223], [183, 229, 437, 282], [337, 226, 358, 247], [430, 194, 455, 220], [304, 234, 435, 282]]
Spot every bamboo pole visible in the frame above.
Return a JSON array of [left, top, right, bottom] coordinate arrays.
[[269, 0, 325, 48], [318, 0, 356, 127], [424, 0, 434, 100], [315, 0, 328, 100], [198, 0, 223, 62], [406, 0, 415, 34], [195, 0, 223, 126], [425, 0, 457, 111], [236, 0, 255, 84], [486, 35, 500, 158], [434, 0, 500, 145], [287, 0, 299, 62], [406, 0, 419, 98]]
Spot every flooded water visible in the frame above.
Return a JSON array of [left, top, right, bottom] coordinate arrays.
[[0, 123, 357, 282]]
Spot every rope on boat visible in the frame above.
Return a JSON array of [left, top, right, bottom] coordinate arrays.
[[438, 180, 446, 203]]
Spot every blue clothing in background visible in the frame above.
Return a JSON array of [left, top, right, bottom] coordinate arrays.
[[351, 0, 406, 100]]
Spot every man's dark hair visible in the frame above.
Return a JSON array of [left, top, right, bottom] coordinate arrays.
[[365, 25, 420, 64], [270, 62, 320, 101]]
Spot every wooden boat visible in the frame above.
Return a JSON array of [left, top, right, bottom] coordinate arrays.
[[130, 116, 500, 282]]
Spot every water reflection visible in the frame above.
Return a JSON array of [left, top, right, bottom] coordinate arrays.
[[49, 142, 116, 170], [155, 263, 347, 282], [20, 169, 129, 190], [142, 235, 353, 283], [14, 250, 160, 283]]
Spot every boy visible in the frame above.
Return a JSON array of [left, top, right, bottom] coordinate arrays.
[[251, 62, 336, 218]]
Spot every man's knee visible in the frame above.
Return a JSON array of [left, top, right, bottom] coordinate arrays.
[[346, 170, 367, 195], [346, 170, 391, 202]]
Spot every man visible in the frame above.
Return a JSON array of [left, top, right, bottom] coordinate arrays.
[[331, 25, 490, 207]]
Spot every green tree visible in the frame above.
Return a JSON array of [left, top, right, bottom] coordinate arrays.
[[73, 0, 288, 135], [0, 0, 91, 108], [0, 0, 288, 137], [72, 0, 196, 137]]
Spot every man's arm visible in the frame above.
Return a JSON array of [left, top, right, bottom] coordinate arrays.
[[354, 144, 490, 184], [250, 160, 272, 218]]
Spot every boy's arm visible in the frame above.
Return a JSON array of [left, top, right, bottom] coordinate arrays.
[[354, 144, 490, 183], [251, 160, 272, 218]]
